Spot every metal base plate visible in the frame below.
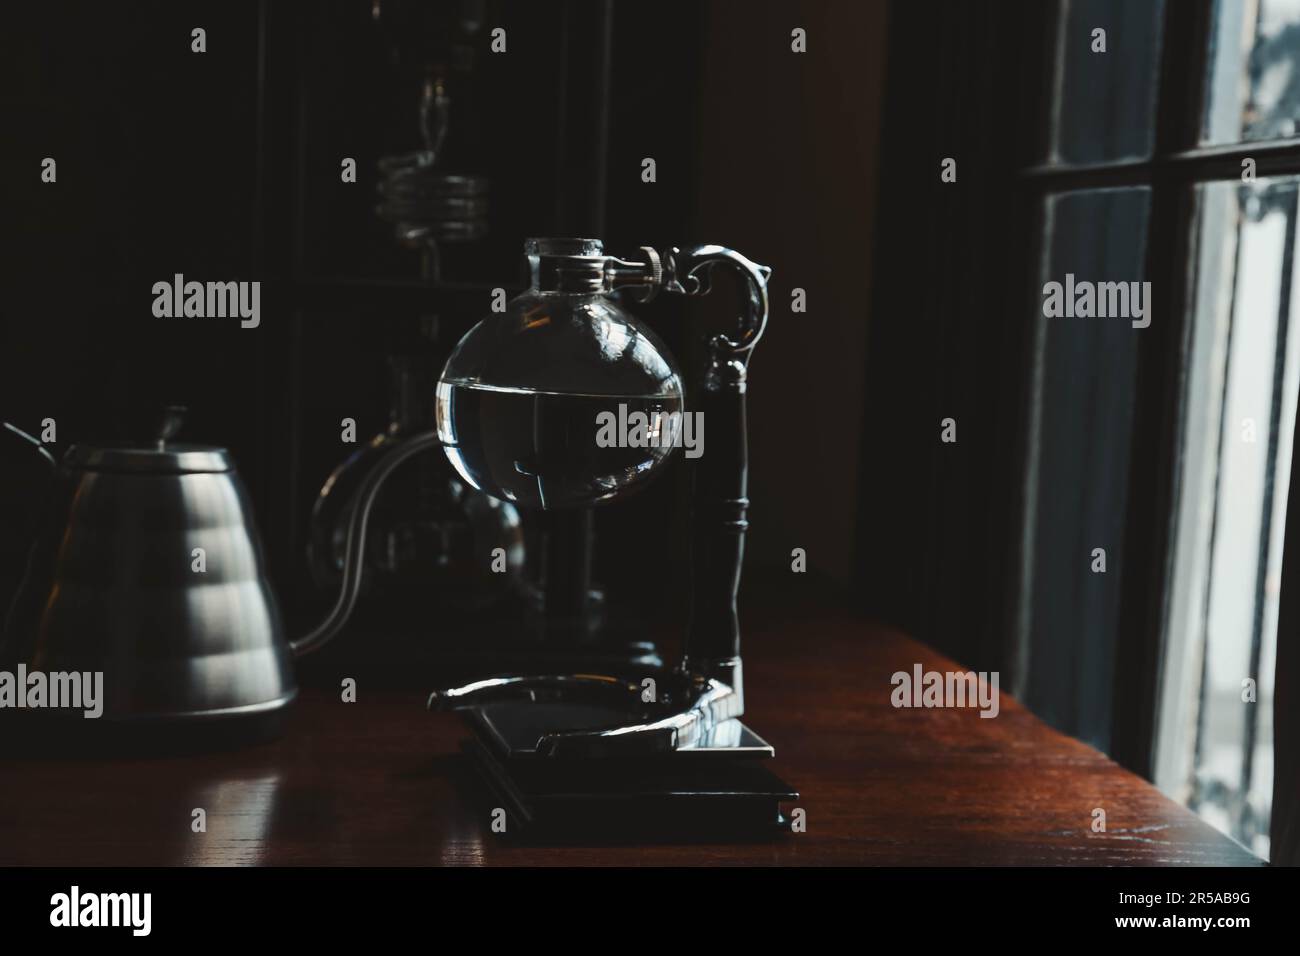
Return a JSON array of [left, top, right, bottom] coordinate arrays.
[[469, 701, 777, 761], [461, 702, 797, 841]]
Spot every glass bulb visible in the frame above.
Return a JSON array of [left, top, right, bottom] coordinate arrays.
[[437, 243, 684, 510]]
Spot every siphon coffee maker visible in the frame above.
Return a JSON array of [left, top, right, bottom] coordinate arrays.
[[425, 237, 798, 836]]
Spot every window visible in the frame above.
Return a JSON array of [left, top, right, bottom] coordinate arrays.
[[1016, 0, 1300, 858], [1019, 187, 1149, 751], [1155, 179, 1300, 858]]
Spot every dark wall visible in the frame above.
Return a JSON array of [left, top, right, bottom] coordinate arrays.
[[2, 1, 894, 656], [2, 1, 264, 457], [855, 0, 1046, 672], [0, 0, 717, 635], [694, 0, 887, 585]]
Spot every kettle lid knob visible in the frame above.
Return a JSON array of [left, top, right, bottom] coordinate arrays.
[[154, 404, 187, 449]]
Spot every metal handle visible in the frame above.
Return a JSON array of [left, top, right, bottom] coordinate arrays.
[[0, 422, 57, 640], [670, 246, 769, 698], [605, 244, 771, 354], [665, 245, 771, 356], [1, 422, 57, 470], [680, 362, 747, 699]]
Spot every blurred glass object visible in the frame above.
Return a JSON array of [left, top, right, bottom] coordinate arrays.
[[1204, 0, 1300, 144], [1046, 0, 1165, 165], [1156, 177, 1300, 859]]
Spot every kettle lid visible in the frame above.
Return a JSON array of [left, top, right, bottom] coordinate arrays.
[[63, 442, 232, 474], [62, 405, 232, 474]]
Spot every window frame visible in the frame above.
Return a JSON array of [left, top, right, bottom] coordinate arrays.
[[859, 0, 1300, 789], [1016, 0, 1300, 778]]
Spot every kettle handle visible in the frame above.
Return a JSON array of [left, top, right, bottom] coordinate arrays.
[[0, 422, 57, 636], [1, 422, 57, 470], [290, 428, 443, 657]]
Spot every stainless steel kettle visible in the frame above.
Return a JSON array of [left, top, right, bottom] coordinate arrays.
[[0, 407, 428, 728]]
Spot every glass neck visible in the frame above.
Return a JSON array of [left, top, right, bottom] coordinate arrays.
[[525, 237, 608, 293], [529, 254, 608, 293]]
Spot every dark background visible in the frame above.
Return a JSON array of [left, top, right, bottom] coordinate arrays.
[[0, 0, 885, 647]]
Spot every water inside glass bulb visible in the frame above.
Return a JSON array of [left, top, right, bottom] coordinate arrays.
[[435, 243, 685, 510], [436, 380, 682, 510]]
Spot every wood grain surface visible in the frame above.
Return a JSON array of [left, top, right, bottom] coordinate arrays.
[[0, 586, 1260, 866]]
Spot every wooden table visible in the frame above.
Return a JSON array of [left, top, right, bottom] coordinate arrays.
[[0, 586, 1260, 866]]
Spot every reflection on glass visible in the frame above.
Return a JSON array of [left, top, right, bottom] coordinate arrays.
[[1047, 0, 1165, 165], [1204, 0, 1300, 143], [1018, 187, 1150, 749], [1157, 177, 1300, 859]]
